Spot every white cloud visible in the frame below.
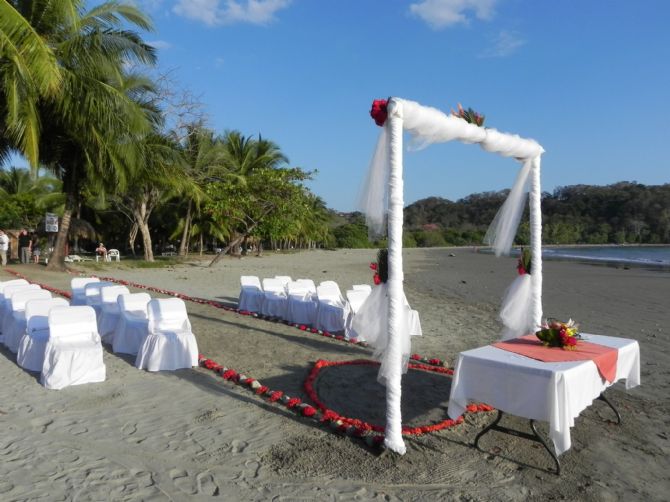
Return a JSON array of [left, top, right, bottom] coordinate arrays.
[[148, 40, 172, 50], [479, 30, 525, 58], [173, 0, 292, 27], [410, 0, 498, 29]]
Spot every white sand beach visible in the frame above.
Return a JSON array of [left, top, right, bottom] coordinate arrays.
[[0, 248, 668, 501]]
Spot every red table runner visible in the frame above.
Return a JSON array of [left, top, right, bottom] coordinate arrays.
[[492, 335, 618, 383]]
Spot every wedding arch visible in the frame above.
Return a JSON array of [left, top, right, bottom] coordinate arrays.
[[359, 97, 545, 454]]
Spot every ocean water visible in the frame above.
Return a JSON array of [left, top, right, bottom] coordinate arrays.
[[540, 245, 670, 268]]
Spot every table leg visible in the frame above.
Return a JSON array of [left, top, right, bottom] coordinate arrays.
[[597, 392, 622, 424], [474, 410, 561, 475]]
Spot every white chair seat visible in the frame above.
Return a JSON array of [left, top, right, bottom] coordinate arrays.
[[112, 293, 151, 355], [41, 306, 106, 390], [135, 330, 199, 371], [134, 298, 198, 371], [16, 297, 70, 372], [238, 276, 264, 313]]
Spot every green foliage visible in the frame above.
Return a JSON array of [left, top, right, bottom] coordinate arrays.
[[332, 223, 370, 248]]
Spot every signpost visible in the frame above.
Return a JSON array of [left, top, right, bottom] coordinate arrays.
[[45, 213, 59, 233]]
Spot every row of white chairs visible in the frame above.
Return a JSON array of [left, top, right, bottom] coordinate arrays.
[[238, 275, 373, 338], [71, 278, 199, 372], [0, 278, 105, 390]]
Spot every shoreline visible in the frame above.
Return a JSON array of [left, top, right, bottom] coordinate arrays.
[[0, 248, 667, 500]]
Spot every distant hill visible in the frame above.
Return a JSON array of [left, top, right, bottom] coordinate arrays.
[[331, 182, 670, 247]]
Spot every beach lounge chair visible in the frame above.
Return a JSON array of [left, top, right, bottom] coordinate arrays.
[[112, 293, 151, 355], [261, 278, 288, 319], [315, 283, 349, 333], [3, 288, 52, 353], [345, 288, 372, 340], [238, 275, 264, 313], [97, 285, 130, 342], [71, 277, 100, 306], [135, 298, 199, 371], [41, 306, 106, 390], [17, 298, 70, 371], [286, 281, 318, 325]]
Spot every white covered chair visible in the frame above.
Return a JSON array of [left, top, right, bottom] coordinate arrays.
[[84, 281, 114, 315], [41, 306, 106, 390], [274, 276, 292, 287], [261, 278, 288, 319], [0, 283, 41, 332], [112, 292, 151, 355], [315, 283, 350, 333], [97, 285, 130, 343], [3, 288, 52, 353], [238, 275, 264, 313], [135, 298, 199, 371], [345, 289, 372, 340], [71, 277, 100, 306], [286, 281, 318, 326], [17, 298, 70, 371]]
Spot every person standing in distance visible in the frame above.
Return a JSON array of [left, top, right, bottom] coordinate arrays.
[[0, 230, 9, 266], [18, 229, 31, 264]]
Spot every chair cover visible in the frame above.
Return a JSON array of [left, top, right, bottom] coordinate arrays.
[[17, 298, 70, 371], [112, 293, 151, 355], [238, 275, 264, 313], [0, 283, 41, 332], [261, 278, 288, 318], [135, 298, 199, 371], [352, 284, 373, 293], [97, 285, 130, 343], [3, 289, 52, 353], [315, 283, 349, 333], [345, 289, 372, 340], [41, 306, 106, 390], [286, 281, 318, 325], [274, 276, 292, 287], [84, 281, 115, 316], [296, 278, 317, 292], [71, 277, 100, 306]]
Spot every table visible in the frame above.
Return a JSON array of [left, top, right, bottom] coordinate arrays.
[[447, 334, 640, 472]]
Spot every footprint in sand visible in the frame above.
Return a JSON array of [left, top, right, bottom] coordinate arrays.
[[122, 422, 137, 436], [169, 468, 197, 495], [30, 418, 53, 433], [230, 439, 248, 453], [68, 424, 88, 436], [196, 472, 220, 496]]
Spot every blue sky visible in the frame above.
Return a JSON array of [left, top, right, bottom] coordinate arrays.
[[8, 0, 670, 211]]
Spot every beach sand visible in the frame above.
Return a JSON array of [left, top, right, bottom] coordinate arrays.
[[0, 248, 667, 501]]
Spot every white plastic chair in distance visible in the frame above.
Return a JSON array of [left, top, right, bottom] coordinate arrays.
[[41, 306, 106, 390], [84, 281, 115, 316], [238, 276, 264, 313], [315, 283, 350, 333], [0, 283, 41, 331], [3, 288, 52, 353], [135, 298, 199, 371], [345, 289, 372, 340], [97, 285, 130, 342], [261, 278, 288, 319], [112, 293, 151, 355], [71, 277, 100, 306], [107, 249, 121, 262], [286, 281, 318, 326], [17, 298, 70, 371]]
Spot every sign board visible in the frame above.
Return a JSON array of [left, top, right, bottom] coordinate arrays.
[[45, 213, 59, 233]]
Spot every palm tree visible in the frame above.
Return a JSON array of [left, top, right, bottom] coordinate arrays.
[[0, 0, 62, 166], [1, 1, 157, 269]]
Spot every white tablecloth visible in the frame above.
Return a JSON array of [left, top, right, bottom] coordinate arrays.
[[447, 334, 640, 455]]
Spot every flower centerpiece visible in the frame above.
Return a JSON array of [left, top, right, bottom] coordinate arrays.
[[536, 319, 580, 349], [451, 103, 485, 127], [370, 99, 389, 126], [370, 248, 388, 285]]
